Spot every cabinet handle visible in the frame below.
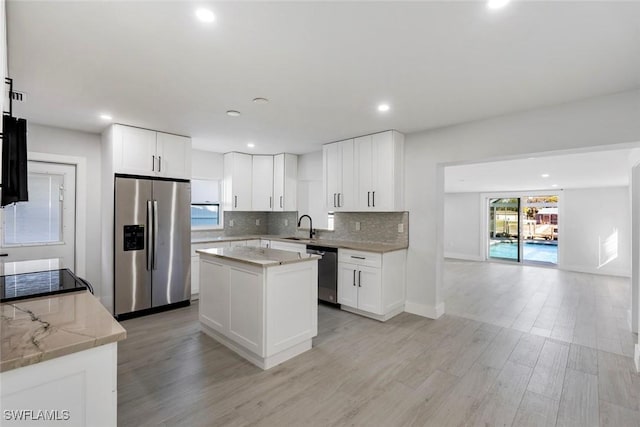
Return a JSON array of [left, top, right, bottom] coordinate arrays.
[[158, 156, 162, 172], [280, 196, 283, 208], [152, 155, 156, 171], [338, 193, 341, 207], [234, 195, 237, 208], [372, 191, 375, 207], [333, 193, 337, 208], [367, 191, 371, 207], [351, 255, 366, 260], [358, 270, 362, 287], [353, 270, 356, 286], [269, 196, 272, 209], [0, 253, 8, 257]]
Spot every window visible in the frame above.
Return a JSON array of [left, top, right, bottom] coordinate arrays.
[[191, 179, 221, 229], [191, 204, 220, 227], [3, 171, 64, 245]]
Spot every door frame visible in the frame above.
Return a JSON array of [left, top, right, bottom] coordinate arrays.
[[27, 152, 87, 278], [481, 190, 562, 267]]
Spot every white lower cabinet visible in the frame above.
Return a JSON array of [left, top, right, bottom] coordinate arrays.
[[338, 249, 406, 321], [199, 255, 318, 369], [191, 242, 230, 299]]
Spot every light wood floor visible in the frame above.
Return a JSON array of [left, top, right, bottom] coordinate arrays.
[[118, 261, 640, 426]]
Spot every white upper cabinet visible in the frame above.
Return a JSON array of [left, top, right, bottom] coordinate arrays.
[[354, 131, 404, 211], [323, 139, 354, 211], [251, 155, 274, 211], [223, 152, 252, 211], [273, 153, 297, 211], [110, 124, 191, 180], [156, 132, 191, 179], [324, 131, 403, 212]]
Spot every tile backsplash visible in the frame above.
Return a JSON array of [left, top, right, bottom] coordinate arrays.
[[306, 212, 409, 245], [192, 211, 409, 246]]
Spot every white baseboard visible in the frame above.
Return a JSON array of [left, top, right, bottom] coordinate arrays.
[[635, 344, 640, 373], [404, 301, 445, 319], [560, 264, 630, 278], [444, 252, 483, 262]]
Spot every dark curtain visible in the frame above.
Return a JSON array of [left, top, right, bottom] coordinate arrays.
[[1, 115, 29, 207]]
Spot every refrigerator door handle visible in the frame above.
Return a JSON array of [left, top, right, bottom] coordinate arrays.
[[153, 200, 159, 270], [146, 200, 153, 271]]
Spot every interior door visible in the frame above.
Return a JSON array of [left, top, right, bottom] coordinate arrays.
[[0, 161, 76, 275]]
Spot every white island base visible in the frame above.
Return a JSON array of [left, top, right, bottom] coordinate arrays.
[[198, 247, 318, 370]]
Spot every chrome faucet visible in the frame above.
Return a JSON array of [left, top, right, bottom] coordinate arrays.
[[297, 215, 315, 239]]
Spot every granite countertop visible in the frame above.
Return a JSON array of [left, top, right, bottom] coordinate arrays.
[[1, 291, 126, 372], [192, 235, 408, 253], [197, 246, 320, 267]]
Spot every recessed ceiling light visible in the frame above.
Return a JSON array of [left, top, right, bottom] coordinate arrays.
[[226, 110, 241, 117], [253, 97, 269, 104], [99, 113, 112, 121], [377, 104, 390, 112], [551, 184, 559, 188], [541, 173, 550, 178], [487, 0, 511, 10], [195, 8, 215, 23], [247, 143, 255, 148]]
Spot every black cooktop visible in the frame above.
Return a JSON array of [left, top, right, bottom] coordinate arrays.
[[0, 268, 89, 303]]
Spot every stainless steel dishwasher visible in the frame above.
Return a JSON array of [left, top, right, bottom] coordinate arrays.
[[306, 244, 338, 304]]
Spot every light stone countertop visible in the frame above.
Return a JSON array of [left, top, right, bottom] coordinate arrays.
[[192, 235, 408, 253], [1, 291, 126, 373], [197, 246, 320, 267]]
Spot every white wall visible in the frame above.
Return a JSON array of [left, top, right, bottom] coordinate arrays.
[[297, 151, 328, 229], [27, 123, 102, 295], [443, 193, 483, 261], [444, 188, 631, 277], [561, 187, 631, 277], [191, 149, 223, 180], [404, 89, 640, 319]]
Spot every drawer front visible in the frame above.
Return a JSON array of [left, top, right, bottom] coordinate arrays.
[[338, 249, 381, 268]]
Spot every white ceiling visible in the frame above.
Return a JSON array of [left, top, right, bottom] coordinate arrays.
[[6, 1, 640, 154], [445, 148, 634, 193]]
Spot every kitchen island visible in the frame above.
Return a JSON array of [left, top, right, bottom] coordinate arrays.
[[1, 290, 126, 426], [197, 246, 319, 369]]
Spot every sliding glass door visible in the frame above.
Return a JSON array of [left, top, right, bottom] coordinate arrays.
[[488, 198, 521, 262], [488, 195, 558, 265]]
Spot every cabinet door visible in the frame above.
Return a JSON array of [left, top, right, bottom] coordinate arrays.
[[156, 132, 191, 179], [282, 154, 297, 211], [115, 125, 157, 175], [273, 153, 297, 211], [337, 263, 358, 308], [371, 132, 395, 211], [356, 265, 383, 314], [339, 140, 355, 211], [324, 143, 340, 210], [191, 256, 200, 298], [199, 259, 228, 333], [251, 155, 274, 211], [224, 153, 252, 211], [355, 135, 373, 210]]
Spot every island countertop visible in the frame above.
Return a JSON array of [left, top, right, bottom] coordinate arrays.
[[197, 246, 320, 267], [1, 290, 126, 372]]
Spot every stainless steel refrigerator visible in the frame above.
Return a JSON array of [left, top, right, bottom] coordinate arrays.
[[114, 175, 191, 318]]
